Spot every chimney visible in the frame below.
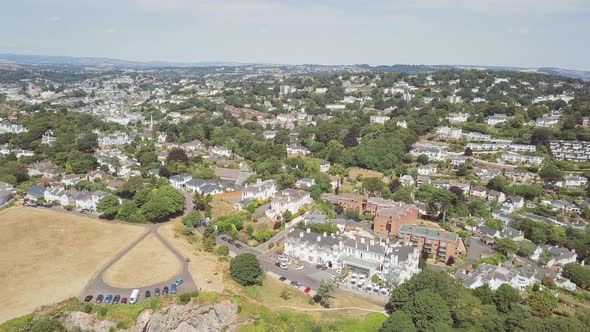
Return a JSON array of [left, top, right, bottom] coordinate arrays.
[[256, 178, 262, 184], [317, 236, 321, 242], [306, 228, 311, 233], [330, 233, 334, 238], [370, 239, 375, 246], [360, 237, 365, 244], [323, 232, 327, 237], [300, 232, 304, 238]]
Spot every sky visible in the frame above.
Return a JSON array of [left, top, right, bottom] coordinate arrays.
[[1, 0, 590, 70]]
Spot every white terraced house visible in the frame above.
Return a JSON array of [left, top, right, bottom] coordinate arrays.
[[284, 229, 421, 287], [241, 179, 278, 201], [169, 173, 192, 189], [267, 188, 312, 219], [458, 263, 537, 291]]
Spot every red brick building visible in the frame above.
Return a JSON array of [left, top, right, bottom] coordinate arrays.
[[398, 224, 462, 263]]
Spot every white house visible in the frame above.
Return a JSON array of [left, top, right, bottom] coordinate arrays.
[[295, 178, 316, 188], [169, 173, 192, 189], [557, 174, 588, 189], [370, 115, 389, 125], [460, 263, 537, 291], [447, 112, 470, 124], [241, 179, 278, 201], [417, 164, 438, 176], [486, 114, 509, 126], [531, 245, 577, 268], [267, 189, 312, 218], [211, 146, 232, 157], [44, 187, 70, 206], [287, 144, 310, 156]]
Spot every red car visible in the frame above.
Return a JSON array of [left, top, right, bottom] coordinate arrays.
[[121, 297, 128, 304], [304, 287, 311, 294]]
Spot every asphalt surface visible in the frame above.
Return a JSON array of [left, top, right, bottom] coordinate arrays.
[[79, 221, 197, 304]]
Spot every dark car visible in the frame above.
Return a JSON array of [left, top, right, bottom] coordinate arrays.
[[84, 295, 93, 302], [220, 236, 228, 241], [289, 281, 298, 287], [279, 276, 287, 281], [95, 294, 104, 303], [104, 294, 113, 303], [235, 243, 242, 249], [162, 286, 169, 295], [112, 295, 120, 304], [145, 290, 151, 298], [171, 284, 177, 294], [315, 264, 322, 269], [154, 288, 161, 297], [227, 238, 235, 245], [121, 297, 128, 304]]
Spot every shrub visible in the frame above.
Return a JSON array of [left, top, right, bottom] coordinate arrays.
[[216, 245, 229, 257], [229, 253, 264, 286], [180, 226, 193, 236], [179, 291, 199, 304], [83, 303, 92, 313]]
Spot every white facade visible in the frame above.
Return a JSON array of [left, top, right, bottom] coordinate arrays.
[[241, 179, 278, 201]]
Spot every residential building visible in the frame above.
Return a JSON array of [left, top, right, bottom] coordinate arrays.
[[531, 245, 577, 267], [267, 189, 312, 218], [501, 152, 544, 165], [417, 164, 437, 176], [549, 140, 590, 162], [286, 144, 310, 156], [447, 112, 470, 124], [295, 178, 315, 188], [241, 179, 278, 201], [398, 224, 462, 263], [486, 114, 509, 126], [370, 115, 389, 125], [459, 263, 537, 291]]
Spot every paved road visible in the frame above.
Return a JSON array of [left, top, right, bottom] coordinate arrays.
[[79, 219, 197, 304]]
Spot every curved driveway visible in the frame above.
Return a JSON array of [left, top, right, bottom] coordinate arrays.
[[79, 220, 197, 303]]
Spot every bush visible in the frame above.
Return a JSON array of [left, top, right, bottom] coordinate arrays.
[[216, 245, 229, 257], [98, 307, 107, 317], [229, 253, 264, 286], [182, 211, 201, 228], [83, 303, 93, 313], [178, 291, 199, 304], [180, 226, 193, 236]]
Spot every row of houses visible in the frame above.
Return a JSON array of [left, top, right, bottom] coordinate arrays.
[[284, 229, 421, 287], [25, 185, 107, 212]]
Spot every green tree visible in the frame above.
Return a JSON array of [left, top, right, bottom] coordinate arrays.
[[495, 238, 518, 256], [391, 187, 414, 204], [380, 311, 416, 332], [526, 290, 558, 318], [562, 263, 590, 290], [493, 284, 520, 314], [314, 280, 335, 308], [363, 177, 385, 195], [473, 284, 494, 305], [96, 195, 120, 219], [229, 253, 264, 286], [401, 289, 452, 332], [538, 163, 562, 182]]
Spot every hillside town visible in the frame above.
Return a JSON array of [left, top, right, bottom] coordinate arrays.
[[1, 63, 590, 331]]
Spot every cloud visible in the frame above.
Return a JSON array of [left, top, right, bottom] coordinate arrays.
[[47, 16, 61, 22], [378, 0, 590, 14], [105, 28, 117, 33]]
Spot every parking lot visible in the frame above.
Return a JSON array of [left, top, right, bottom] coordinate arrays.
[[83, 278, 185, 305]]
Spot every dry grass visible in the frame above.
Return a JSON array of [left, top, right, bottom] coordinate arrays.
[[348, 167, 385, 180], [0, 207, 144, 323], [103, 234, 181, 288], [158, 220, 225, 293]]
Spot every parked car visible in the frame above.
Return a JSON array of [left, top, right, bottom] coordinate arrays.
[[304, 287, 311, 294], [171, 284, 177, 294], [121, 297, 128, 304], [104, 294, 113, 303], [154, 288, 161, 297], [162, 286, 169, 295], [235, 243, 242, 249], [95, 294, 104, 303], [176, 278, 184, 285], [220, 236, 227, 241], [227, 238, 235, 245], [84, 295, 93, 302], [280, 262, 288, 270], [145, 290, 151, 298], [279, 276, 287, 281], [112, 295, 120, 304]]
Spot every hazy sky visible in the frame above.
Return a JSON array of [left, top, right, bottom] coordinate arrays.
[[1, 0, 589, 70]]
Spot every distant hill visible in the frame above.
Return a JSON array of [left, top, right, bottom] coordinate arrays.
[[0, 53, 589, 81]]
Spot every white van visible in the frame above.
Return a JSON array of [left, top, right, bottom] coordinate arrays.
[[129, 289, 140, 304]]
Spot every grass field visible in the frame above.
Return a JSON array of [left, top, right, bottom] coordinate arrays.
[[159, 220, 226, 292], [103, 234, 181, 288], [0, 207, 145, 323], [348, 167, 386, 180]]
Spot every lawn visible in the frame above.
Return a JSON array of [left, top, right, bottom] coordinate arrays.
[[0, 207, 145, 323]]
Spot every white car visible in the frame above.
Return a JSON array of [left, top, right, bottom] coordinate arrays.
[[280, 262, 288, 270]]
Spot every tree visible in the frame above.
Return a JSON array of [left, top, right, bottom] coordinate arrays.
[[117, 176, 144, 199], [473, 285, 494, 305], [494, 238, 518, 256], [380, 311, 417, 332], [193, 193, 212, 211], [563, 263, 590, 290], [363, 177, 385, 195], [391, 187, 414, 204], [526, 290, 558, 318], [282, 210, 293, 222], [487, 175, 509, 192], [401, 289, 452, 332], [96, 195, 120, 219], [76, 133, 98, 153], [109, 157, 121, 176], [464, 147, 473, 156], [182, 211, 202, 228], [417, 154, 429, 165], [229, 253, 264, 286], [493, 284, 520, 314], [314, 280, 334, 308], [456, 164, 468, 176], [548, 226, 567, 246], [539, 163, 562, 181], [166, 148, 189, 165]]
